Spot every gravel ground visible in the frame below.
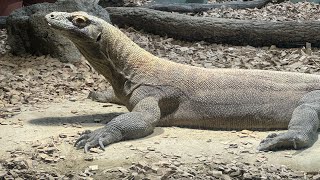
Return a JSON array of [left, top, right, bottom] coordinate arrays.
[[193, 1, 320, 21]]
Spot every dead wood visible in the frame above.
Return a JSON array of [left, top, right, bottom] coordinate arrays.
[[107, 7, 320, 47], [144, 0, 272, 13]]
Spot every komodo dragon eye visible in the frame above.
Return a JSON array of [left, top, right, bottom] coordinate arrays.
[[71, 15, 89, 28]]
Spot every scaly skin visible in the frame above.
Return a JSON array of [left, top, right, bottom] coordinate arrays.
[[46, 11, 320, 153]]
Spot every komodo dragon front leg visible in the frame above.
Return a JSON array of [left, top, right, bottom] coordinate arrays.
[[258, 90, 320, 151], [75, 96, 160, 152]]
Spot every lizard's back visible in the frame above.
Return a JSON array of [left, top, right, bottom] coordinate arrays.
[[144, 59, 320, 130]]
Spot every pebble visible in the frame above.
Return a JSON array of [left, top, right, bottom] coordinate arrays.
[[313, 174, 320, 180], [88, 165, 99, 171], [89, 148, 104, 153], [84, 156, 94, 161], [59, 134, 67, 138], [147, 146, 155, 151], [0, 170, 7, 177]]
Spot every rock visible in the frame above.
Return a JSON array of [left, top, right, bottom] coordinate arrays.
[[84, 156, 94, 161], [313, 174, 320, 180], [59, 133, 67, 138], [88, 165, 99, 171], [147, 146, 155, 151], [209, 170, 223, 177], [6, 0, 111, 63], [89, 148, 104, 153], [0, 170, 7, 178]]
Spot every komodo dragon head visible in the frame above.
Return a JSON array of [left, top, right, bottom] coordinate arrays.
[[45, 11, 153, 97], [45, 11, 103, 44]]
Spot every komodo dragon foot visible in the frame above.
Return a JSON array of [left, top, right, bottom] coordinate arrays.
[[258, 90, 320, 151], [257, 131, 318, 151], [75, 97, 160, 153]]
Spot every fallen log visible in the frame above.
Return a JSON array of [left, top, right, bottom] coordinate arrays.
[[145, 0, 272, 13], [107, 7, 320, 48]]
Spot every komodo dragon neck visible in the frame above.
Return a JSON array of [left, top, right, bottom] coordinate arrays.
[[70, 17, 158, 100]]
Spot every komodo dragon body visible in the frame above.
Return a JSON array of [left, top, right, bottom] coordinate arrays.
[[46, 11, 320, 152]]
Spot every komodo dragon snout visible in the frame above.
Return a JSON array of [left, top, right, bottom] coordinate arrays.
[[46, 12, 103, 43], [46, 11, 320, 153]]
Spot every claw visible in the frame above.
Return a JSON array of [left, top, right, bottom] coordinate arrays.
[[76, 139, 87, 149], [84, 143, 93, 153], [74, 134, 90, 147], [98, 137, 106, 151], [293, 138, 297, 149]]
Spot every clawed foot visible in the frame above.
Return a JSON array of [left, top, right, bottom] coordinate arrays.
[[74, 127, 122, 153], [257, 131, 315, 151]]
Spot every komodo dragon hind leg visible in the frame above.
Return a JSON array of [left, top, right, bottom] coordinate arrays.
[[258, 90, 320, 151], [75, 97, 160, 153], [88, 86, 123, 105]]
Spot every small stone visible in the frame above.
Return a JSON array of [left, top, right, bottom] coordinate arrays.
[[71, 110, 78, 114], [198, 157, 206, 162], [42, 147, 56, 154], [89, 165, 99, 171], [0, 120, 9, 125], [0, 170, 7, 177], [209, 170, 223, 177], [284, 154, 292, 158], [313, 174, 320, 180], [89, 148, 104, 153], [131, 172, 138, 178], [84, 156, 94, 161], [173, 161, 181, 167], [243, 173, 253, 179], [39, 153, 49, 159], [10, 94, 20, 104], [229, 143, 238, 148], [117, 167, 128, 174], [150, 165, 159, 173], [147, 147, 155, 151], [270, 45, 277, 50], [136, 161, 147, 169], [44, 157, 54, 163], [102, 104, 113, 107], [59, 134, 67, 138], [59, 156, 66, 160], [69, 97, 77, 102]]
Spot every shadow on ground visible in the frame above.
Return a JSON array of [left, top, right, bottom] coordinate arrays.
[[28, 112, 123, 125]]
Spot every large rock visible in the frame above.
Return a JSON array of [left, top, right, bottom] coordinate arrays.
[[6, 0, 111, 62]]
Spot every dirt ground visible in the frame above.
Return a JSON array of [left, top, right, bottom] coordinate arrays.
[[1, 98, 320, 179], [3, 74, 320, 178], [2, 1, 320, 178]]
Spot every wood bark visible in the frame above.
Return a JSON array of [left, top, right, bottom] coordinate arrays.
[[107, 7, 320, 48], [145, 0, 272, 13]]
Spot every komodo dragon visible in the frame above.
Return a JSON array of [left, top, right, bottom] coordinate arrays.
[[46, 11, 320, 153]]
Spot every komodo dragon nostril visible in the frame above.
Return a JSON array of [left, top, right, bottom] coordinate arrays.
[[50, 14, 54, 18]]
